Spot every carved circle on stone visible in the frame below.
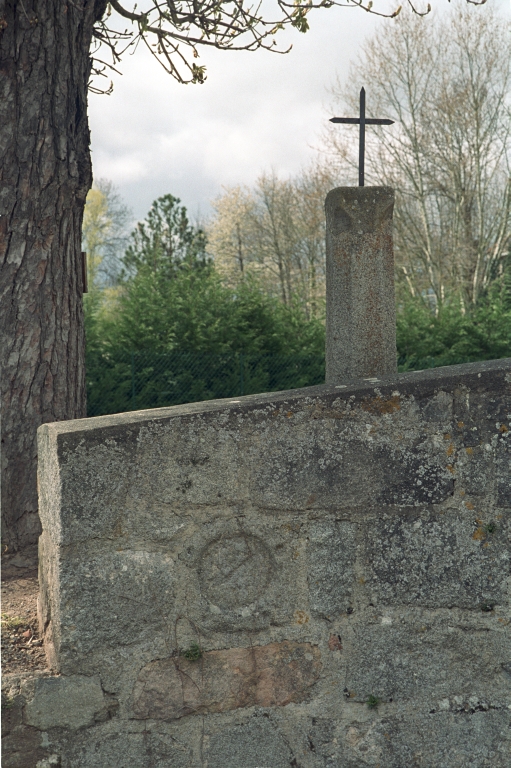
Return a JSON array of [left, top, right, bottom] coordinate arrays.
[[198, 533, 272, 610]]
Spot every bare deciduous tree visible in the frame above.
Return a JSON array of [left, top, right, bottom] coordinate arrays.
[[209, 165, 336, 315], [325, 4, 511, 308], [208, 186, 259, 282], [82, 180, 132, 288]]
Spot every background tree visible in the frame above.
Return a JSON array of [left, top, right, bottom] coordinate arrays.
[[397, 281, 511, 369], [325, 3, 511, 308], [209, 164, 336, 315], [208, 185, 259, 283], [82, 181, 132, 380], [91, 191, 323, 354], [123, 194, 208, 279], [86, 193, 325, 415], [82, 179, 132, 288]]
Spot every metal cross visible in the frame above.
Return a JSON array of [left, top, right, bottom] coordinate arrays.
[[330, 87, 394, 187]]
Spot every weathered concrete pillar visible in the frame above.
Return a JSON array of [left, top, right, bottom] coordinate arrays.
[[325, 186, 397, 384]]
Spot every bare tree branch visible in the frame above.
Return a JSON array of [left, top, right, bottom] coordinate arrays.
[[91, 0, 456, 87]]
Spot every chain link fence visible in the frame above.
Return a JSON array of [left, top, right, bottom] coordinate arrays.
[[86, 350, 326, 417]]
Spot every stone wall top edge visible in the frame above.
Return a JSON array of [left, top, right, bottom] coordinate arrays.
[[38, 357, 511, 439], [326, 185, 395, 196]]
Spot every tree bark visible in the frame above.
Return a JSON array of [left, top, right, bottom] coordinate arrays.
[[0, 0, 104, 550]]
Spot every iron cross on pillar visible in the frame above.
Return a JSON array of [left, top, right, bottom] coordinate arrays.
[[330, 87, 394, 186]]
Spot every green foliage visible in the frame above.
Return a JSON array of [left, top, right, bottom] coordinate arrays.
[[85, 193, 325, 416], [85, 191, 510, 418], [182, 643, 203, 661], [85, 272, 326, 414], [291, 7, 310, 33], [397, 283, 511, 371], [86, 349, 326, 416], [110, 267, 324, 357], [366, 695, 380, 709], [94, 190, 325, 357], [1, 614, 26, 631], [123, 194, 208, 280]]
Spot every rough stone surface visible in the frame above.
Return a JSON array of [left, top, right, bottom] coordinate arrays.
[[2, 358, 509, 767], [305, 710, 511, 768], [63, 728, 194, 768], [133, 641, 322, 720], [344, 609, 510, 704], [308, 521, 357, 618], [23, 675, 109, 730], [325, 186, 397, 383], [1, 725, 49, 768], [366, 509, 510, 608], [1, 686, 51, 768], [206, 717, 293, 768]]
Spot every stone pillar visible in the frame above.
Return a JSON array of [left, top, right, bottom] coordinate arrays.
[[325, 186, 397, 384]]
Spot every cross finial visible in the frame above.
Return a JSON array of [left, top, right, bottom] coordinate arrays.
[[330, 87, 394, 187]]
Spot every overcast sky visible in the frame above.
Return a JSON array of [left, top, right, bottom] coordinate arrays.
[[88, 0, 509, 222]]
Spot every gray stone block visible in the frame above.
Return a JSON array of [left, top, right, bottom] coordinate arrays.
[[23, 676, 108, 730], [63, 730, 192, 768], [336, 711, 511, 768], [250, 426, 453, 511], [457, 443, 495, 496], [206, 717, 293, 768], [365, 511, 510, 608], [177, 516, 306, 635], [496, 437, 511, 507], [56, 549, 178, 659], [308, 521, 357, 618], [38, 426, 139, 548], [344, 613, 510, 703]]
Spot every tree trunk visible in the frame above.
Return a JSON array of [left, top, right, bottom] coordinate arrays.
[[0, 0, 104, 550]]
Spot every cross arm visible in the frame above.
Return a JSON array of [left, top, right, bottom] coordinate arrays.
[[330, 117, 360, 124], [330, 117, 394, 125]]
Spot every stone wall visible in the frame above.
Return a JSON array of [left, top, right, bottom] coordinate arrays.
[[3, 359, 511, 767]]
